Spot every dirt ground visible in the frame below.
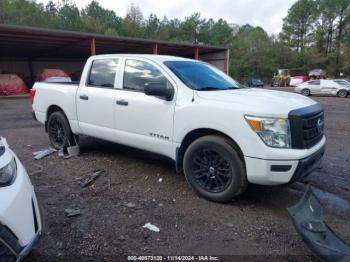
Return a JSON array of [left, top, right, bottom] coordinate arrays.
[[0, 89, 349, 262]]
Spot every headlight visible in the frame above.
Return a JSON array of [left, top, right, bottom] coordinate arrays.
[[245, 116, 291, 148], [0, 157, 17, 187]]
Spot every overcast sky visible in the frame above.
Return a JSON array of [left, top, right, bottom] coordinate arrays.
[[37, 0, 297, 34]]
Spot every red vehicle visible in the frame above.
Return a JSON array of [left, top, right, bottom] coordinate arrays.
[[290, 69, 327, 87], [0, 74, 27, 96]]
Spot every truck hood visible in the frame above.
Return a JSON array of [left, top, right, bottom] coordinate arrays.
[[196, 88, 317, 116]]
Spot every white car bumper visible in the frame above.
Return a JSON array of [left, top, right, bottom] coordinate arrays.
[[0, 139, 42, 260], [245, 137, 326, 185]]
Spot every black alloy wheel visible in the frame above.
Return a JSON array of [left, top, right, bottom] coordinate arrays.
[[49, 118, 66, 148], [47, 111, 76, 150], [190, 148, 232, 193], [183, 135, 247, 202]]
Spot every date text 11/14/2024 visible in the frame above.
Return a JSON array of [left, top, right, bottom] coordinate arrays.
[[127, 255, 219, 261]]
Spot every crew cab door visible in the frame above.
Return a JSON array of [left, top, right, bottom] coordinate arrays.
[[113, 58, 176, 157], [76, 58, 120, 141]]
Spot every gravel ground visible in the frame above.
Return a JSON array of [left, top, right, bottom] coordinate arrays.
[[0, 90, 349, 262]]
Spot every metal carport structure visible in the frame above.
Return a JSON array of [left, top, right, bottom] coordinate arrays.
[[0, 24, 229, 87]]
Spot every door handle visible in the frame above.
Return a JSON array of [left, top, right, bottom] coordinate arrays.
[[116, 100, 128, 106], [80, 95, 89, 100]]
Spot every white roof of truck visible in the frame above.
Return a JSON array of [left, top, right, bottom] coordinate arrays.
[[89, 54, 195, 63]]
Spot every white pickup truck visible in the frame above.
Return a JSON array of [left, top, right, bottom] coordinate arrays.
[[32, 54, 326, 202]]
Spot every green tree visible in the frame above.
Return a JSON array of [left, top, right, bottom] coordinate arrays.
[[2, 0, 53, 27], [122, 3, 144, 37], [167, 18, 182, 41], [158, 17, 171, 40], [179, 13, 205, 43], [230, 25, 275, 82], [210, 19, 235, 46], [45, 1, 58, 16], [104, 27, 118, 36], [81, 0, 122, 34], [1, 0, 349, 79], [144, 14, 161, 39], [57, 0, 83, 31], [281, 0, 318, 53], [0, 0, 8, 23], [333, 0, 350, 72]]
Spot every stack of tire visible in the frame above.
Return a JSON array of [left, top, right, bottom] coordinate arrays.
[[37, 69, 70, 82], [0, 74, 27, 96]]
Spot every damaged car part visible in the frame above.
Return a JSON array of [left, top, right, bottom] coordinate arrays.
[[288, 186, 350, 262], [33, 148, 56, 160], [79, 169, 104, 188], [65, 208, 81, 218]]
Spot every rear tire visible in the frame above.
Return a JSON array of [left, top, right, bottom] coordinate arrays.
[[337, 89, 348, 98], [183, 135, 247, 203], [301, 88, 311, 96], [47, 111, 75, 150]]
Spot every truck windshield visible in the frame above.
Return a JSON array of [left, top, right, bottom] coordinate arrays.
[[164, 61, 244, 91]]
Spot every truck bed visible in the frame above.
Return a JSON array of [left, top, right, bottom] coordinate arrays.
[[32, 81, 80, 126]]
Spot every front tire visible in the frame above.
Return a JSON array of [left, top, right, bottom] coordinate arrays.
[[183, 135, 247, 203], [47, 111, 75, 150], [337, 89, 348, 98]]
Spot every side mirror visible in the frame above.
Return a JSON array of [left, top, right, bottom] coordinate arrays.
[[144, 82, 174, 101]]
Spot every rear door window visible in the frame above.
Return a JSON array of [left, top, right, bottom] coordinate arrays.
[[87, 59, 119, 88]]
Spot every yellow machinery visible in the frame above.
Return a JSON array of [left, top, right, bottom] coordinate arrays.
[[271, 69, 291, 87]]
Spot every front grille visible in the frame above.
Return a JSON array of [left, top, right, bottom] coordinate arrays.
[[302, 111, 324, 148], [289, 104, 324, 149]]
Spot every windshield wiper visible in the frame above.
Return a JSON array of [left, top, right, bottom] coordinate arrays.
[[198, 87, 221, 91]]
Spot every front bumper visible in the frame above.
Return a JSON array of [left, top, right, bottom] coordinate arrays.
[[0, 148, 42, 260], [245, 139, 325, 185], [288, 186, 350, 261]]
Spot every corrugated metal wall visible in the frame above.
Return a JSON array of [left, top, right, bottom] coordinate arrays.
[[0, 58, 85, 87], [0, 59, 85, 77], [200, 50, 228, 73]]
